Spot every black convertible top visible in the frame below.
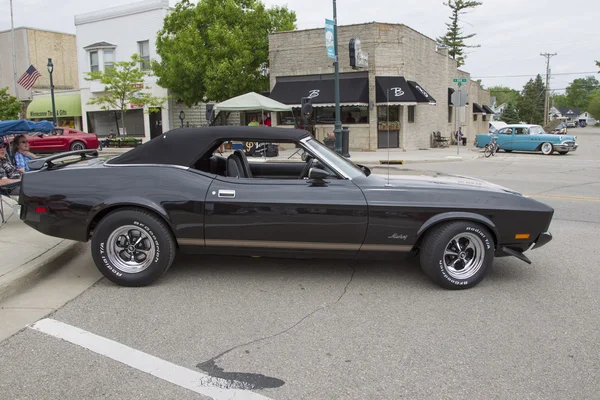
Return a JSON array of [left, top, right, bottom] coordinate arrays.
[[107, 126, 311, 166]]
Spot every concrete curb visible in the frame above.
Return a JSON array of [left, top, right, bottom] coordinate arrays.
[[0, 240, 88, 303]]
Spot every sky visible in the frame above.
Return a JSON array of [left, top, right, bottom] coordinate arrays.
[[1, 0, 599, 93]]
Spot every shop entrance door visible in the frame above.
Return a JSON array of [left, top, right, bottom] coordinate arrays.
[[149, 109, 163, 139]]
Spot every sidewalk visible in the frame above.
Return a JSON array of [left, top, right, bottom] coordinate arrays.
[[0, 202, 83, 302]]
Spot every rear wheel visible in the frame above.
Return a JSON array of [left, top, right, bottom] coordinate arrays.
[[419, 221, 495, 290], [484, 145, 493, 158], [91, 208, 176, 287], [541, 142, 553, 155], [70, 141, 85, 151]]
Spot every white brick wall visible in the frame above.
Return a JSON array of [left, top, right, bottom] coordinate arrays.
[[75, 0, 171, 140]]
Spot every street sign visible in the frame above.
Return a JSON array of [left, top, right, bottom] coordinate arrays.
[[451, 90, 468, 107]]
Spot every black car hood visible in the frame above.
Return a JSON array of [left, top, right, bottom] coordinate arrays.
[[363, 169, 523, 195]]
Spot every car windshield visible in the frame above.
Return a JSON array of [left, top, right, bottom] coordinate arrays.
[[303, 138, 365, 179]]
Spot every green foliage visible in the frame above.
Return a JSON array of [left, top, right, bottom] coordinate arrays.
[[498, 102, 520, 124], [518, 74, 546, 124], [437, 0, 482, 67], [85, 54, 166, 133], [0, 87, 22, 121], [488, 86, 521, 108], [551, 93, 568, 108], [587, 90, 600, 120], [560, 76, 600, 110], [153, 0, 297, 106]]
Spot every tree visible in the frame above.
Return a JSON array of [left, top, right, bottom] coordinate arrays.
[[85, 54, 166, 134], [587, 90, 600, 120], [0, 87, 21, 121], [560, 76, 600, 110], [488, 85, 521, 108], [551, 93, 568, 109], [518, 74, 546, 124], [498, 102, 520, 124], [153, 0, 297, 106], [437, 0, 482, 67]]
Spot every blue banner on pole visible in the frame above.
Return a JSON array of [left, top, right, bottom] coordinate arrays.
[[325, 19, 335, 59]]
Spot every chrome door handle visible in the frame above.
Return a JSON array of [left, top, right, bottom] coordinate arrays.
[[218, 189, 236, 198]]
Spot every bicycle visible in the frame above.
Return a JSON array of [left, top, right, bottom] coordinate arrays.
[[484, 136, 499, 158]]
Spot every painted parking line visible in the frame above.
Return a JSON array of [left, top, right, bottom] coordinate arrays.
[[28, 318, 273, 400], [526, 194, 600, 202]]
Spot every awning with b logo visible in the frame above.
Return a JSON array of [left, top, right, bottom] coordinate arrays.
[[375, 76, 436, 105]]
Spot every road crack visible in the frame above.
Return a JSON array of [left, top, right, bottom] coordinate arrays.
[[535, 181, 598, 195], [196, 265, 357, 388]]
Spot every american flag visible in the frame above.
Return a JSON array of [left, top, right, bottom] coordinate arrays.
[[17, 65, 42, 90]]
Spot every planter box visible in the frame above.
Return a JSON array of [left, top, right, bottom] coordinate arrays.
[[323, 139, 336, 150]]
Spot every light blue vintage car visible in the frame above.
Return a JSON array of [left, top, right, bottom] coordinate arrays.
[[475, 124, 578, 155]]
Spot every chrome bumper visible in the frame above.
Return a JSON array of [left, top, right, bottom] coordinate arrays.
[[554, 143, 578, 151]]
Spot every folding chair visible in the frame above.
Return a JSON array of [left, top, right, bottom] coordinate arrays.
[[0, 182, 20, 225]]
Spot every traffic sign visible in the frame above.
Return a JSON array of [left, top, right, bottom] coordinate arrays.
[[451, 90, 468, 106], [453, 78, 467, 83]]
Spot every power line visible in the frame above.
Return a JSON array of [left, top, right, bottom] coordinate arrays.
[[472, 71, 597, 78]]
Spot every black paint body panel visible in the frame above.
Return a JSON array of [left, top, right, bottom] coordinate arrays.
[[19, 158, 554, 259]]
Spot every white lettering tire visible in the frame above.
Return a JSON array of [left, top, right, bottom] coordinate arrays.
[[91, 208, 176, 287], [419, 221, 495, 290]]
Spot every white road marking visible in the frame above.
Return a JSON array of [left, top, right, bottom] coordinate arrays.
[[29, 318, 273, 400]]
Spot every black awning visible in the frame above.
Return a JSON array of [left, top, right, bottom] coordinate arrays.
[[407, 81, 436, 104], [482, 104, 495, 114], [375, 76, 417, 104], [448, 88, 456, 105], [269, 76, 369, 106], [473, 103, 485, 114]]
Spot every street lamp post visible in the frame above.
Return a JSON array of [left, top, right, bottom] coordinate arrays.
[[47, 58, 57, 126], [332, 0, 342, 153]]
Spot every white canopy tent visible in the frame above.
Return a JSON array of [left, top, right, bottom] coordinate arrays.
[[213, 92, 292, 113], [214, 92, 292, 127]]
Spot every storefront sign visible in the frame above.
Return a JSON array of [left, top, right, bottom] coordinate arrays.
[[308, 89, 320, 99], [349, 38, 368, 69], [324, 19, 335, 59], [391, 87, 405, 97]]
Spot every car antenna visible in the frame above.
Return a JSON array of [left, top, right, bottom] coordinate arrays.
[[385, 88, 392, 187]]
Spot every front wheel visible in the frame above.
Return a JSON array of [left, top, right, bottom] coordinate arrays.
[[91, 208, 176, 287], [541, 142, 553, 155], [419, 221, 495, 290]]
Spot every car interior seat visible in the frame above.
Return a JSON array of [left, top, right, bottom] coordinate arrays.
[[233, 150, 253, 178], [226, 154, 245, 178]]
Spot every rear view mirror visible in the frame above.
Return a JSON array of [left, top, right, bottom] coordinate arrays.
[[308, 168, 329, 180]]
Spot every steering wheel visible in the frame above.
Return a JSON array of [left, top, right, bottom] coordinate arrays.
[[299, 156, 315, 179]]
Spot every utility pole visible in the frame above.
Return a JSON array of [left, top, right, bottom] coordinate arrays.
[[541, 52, 557, 126], [332, 0, 342, 154], [10, 0, 19, 98]]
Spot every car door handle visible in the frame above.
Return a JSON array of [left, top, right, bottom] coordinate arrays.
[[218, 189, 236, 198]]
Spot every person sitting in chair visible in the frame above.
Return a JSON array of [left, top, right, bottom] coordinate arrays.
[[11, 134, 38, 173], [0, 141, 22, 188], [455, 127, 467, 146]]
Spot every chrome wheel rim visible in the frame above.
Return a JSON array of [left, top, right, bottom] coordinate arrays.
[[542, 143, 552, 154], [72, 143, 84, 150], [106, 225, 156, 274], [443, 232, 485, 280]]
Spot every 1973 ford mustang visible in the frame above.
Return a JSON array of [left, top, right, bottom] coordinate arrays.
[[18, 126, 554, 290]]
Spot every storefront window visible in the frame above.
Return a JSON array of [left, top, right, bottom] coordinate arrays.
[[277, 106, 368, 126], [408, 106, 415, 123], [87, 109, 145, 136]]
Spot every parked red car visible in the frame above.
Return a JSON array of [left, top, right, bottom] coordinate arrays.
[[9, 127, 99, 153]]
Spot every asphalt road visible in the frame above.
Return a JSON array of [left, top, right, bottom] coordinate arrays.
[[1, 127, 599, 400]]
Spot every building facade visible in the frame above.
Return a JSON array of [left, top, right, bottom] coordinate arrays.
[[268, 22, 491, 151], [0, 27, 79, 123], [74, 0, 171, 140]]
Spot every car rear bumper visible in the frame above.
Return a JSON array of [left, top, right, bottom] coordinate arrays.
[[531, 231, 552, 250]]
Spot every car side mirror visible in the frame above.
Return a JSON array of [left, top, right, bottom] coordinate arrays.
[[308, 167, 329, 181]]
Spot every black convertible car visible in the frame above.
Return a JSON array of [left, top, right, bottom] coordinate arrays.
[[18, 126, 553, 290]]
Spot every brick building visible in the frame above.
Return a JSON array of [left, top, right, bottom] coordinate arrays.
[[0, 27, 80, 126], [268, 22, 492, 151]]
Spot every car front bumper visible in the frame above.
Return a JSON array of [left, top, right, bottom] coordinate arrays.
[[531, 231, 552, 249], [554, 143, 578, 152]]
